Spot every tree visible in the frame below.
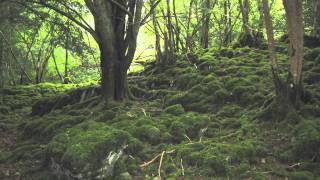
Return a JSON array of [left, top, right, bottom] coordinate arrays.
[[262, 0, 279, 80], [312, 0, 320, 38], [260, 0, 304, 121], [283, 0, 304, 106], [85, 0, 144, 101], [24, 0, 145, 102], [200, 0, 211, 49], [223, 0, 232, 46]]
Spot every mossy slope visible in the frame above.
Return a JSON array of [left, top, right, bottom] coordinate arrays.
[[1, 45, 320, 179]]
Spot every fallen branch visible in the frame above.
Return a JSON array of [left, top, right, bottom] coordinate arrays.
[[140, 153, 162, 168], [286, 162, 302, 171], [180, 158, 185, 176], [140, 149, 176, 177], [184, 134, 192, 142], [158, 151, 165, 177]]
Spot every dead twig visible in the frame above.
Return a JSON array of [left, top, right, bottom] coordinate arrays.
[[140, 153, 162, 168], [180, 158, 185, 176], [158, 151, 165, 177], [286, 162, 302, 171]]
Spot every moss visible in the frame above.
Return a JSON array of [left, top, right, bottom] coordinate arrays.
[[300, 104, 320, 117], [303, 72, 320, 84], [231, 86, 257, 105], [129, 85, 150, 98], [221, 118, 242, 129], [31, 86, 99, 116], [176, 73, 203, 89], [214, 89, 231, 102], [224, 78, 252, 91], [0, 106, 10, 115], [169, 121, 186, 142], [292, 120, 320, 161], [217, 105, 242, 117], [46, 121, 142, 178], [164, 104, 185, 116], [94, 109, 117, 122], [175, 140, 259, 177], [288, 171, 315, 180], [42, 115, 86, 136], [133, 125, 161, 145], [217, 48, 235, 58]]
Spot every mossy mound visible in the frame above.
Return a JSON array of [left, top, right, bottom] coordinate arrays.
[[164, 104, 185, 115], [46, 121, 142, 179]]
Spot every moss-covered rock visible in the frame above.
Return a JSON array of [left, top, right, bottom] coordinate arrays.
[[46, 121, 142, 178], [164, 104, 185, 116]]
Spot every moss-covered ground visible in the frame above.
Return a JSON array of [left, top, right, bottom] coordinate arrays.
[[1, 45, 320, 179]]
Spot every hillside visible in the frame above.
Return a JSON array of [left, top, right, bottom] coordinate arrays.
[[1, 45, 320, 179]]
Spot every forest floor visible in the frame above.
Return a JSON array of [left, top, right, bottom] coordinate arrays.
[[0, 45, 320, 179]]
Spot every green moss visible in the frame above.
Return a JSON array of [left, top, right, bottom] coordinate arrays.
[[169, 121, 186, 142], [47, 121, 142, 177], [292, 120, 320, 161], [94, 109, 117, 122], [287, 171, 315, 180], [217, 105, 242, 117], [0, 106, 10, 114], [175, 140, 259, 177], [165, 104, 185, 116], [133, 125, 161, 145]]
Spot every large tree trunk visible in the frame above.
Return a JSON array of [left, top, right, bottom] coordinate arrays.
[[86, 0, 143, 102], [94, 1, 118, 102]]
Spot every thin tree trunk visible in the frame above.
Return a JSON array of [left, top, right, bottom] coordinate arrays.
[[239, 0, 250, 35], [283, 0, 304, 106], [257, 0, 264, 32], [52, 50, 64, 83], [151, 0, 162, 61], [283, 0, 304, 85], [200, 0, 211, 49], [0, 35, 3, 88], [185, 0, 194, 52], [313, 0, 320, 38], [64, 21, 70, 84], [262, 0, 281, 94], [173, 0, 181, 51]]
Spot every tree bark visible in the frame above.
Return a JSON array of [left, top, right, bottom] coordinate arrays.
[[151, 0, 162, 61], [313, 0, 320, 38], [223, 0, 232, 46], [87, 0, 144, 102], [282, 0, 304, 107], [262, 0, 282, 95], [64, 21, 70, 84], [239, 0, 250, 35], [0, 34, 3, 88], [200, 0, 211, 49], [52, 50, 64, 83]]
